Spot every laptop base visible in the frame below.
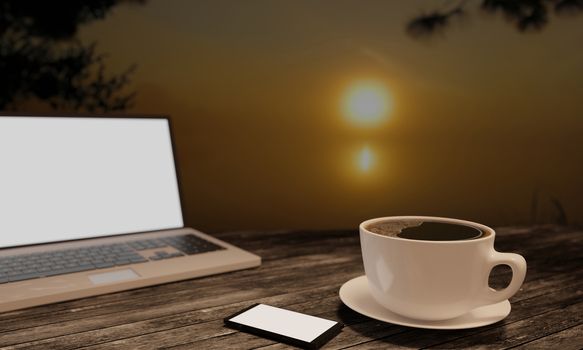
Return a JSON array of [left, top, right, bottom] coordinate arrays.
[[0, 228, 261, 313]]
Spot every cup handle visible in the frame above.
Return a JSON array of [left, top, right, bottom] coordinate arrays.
[[480, 251, 527, 305]]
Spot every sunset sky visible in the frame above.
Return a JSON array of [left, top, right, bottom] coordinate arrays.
[[78, 1, 583, 231]]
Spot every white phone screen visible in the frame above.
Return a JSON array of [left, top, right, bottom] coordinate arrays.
[[228, 304, 339, 343]]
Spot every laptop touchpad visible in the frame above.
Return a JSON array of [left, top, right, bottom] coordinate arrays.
[[89, 269, 140, 285]]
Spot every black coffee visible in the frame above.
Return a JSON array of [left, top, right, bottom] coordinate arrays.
[[367, 220, 484, 241], [397, 222, 483, 241]]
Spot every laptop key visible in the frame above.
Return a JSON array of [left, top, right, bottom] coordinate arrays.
[[113, 260, 132, 266], [1, 269, 16, 276], [94, 262, 115, 269], [8, 273, 44, 282], [44, 265, 95, 277]]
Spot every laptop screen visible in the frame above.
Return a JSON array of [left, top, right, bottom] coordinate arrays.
[[0, 116, 184, 249]]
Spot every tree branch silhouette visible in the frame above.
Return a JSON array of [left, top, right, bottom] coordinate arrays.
[[0, 0, 144, 111], [407, 0, 583, 39]]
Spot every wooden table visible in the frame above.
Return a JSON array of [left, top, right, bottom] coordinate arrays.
[[0, 225, 581, 349]]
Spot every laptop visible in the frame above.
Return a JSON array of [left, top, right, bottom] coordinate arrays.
[[0, 115, 261, 313]]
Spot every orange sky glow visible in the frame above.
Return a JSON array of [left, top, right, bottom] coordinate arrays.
[[73, 0, 583, 231]]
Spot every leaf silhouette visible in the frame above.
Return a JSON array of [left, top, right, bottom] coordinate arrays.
[[407, 0, 583, 39], [0, 0, 144, 111]]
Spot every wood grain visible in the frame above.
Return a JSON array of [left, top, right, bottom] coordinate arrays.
[[0, 225, 581, 349]]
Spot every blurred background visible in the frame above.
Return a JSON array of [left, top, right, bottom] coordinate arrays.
[[2, 0, 583, 231]]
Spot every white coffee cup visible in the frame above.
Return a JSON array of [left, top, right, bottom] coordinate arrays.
[[360, 216, 527, 321]]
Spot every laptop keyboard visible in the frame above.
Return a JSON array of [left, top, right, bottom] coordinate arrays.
[[0, 234, 224, 284]]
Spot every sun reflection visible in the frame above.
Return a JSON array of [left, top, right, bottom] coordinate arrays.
[[357, 145, 374, 172], [342, 80, 392, 127]]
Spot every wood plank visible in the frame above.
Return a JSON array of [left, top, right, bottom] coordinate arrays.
[[336, 280, 583, 349], [254, 267, 583, 350], [0, 226, 583, 329], [510, 323, 583, 350], [426, 301, 583, 349], [104, 276, 583, 350], [0, 225, 580, 350], [3, 248, 577, 348], [0, 262, 364, 347], [0, 226, 576, 326], [55, 297, 352, 350], [3, 285, 342, 350], [340, 300, 583, 350]]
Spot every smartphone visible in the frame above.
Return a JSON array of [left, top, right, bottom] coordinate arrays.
[[224, 303, 343, 349]]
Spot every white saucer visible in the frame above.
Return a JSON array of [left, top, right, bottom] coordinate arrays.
[[339, 275, 511, 330]]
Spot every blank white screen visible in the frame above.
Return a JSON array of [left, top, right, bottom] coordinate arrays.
[[229, 304, 338, 343], [0, 116, 183, 249]]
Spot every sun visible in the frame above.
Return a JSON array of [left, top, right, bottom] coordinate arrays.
[[342, 80, 392, 126]]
